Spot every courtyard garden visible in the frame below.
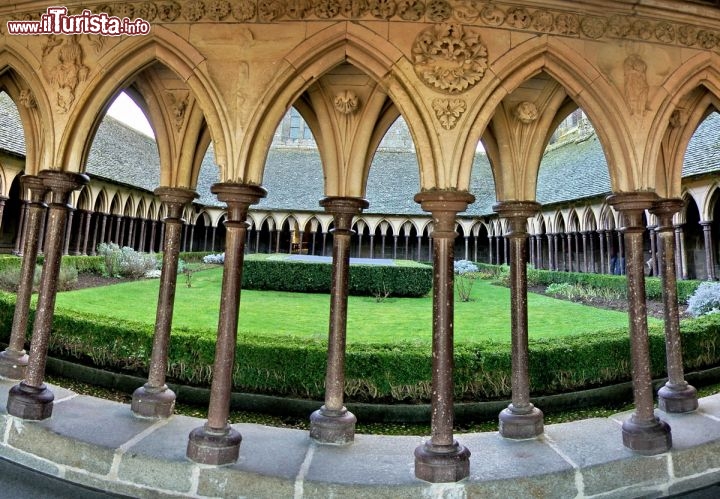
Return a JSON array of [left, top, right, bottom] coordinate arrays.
[[1, 250, 719, 415]]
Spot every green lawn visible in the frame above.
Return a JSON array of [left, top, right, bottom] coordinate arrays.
[[54, 267, 646, 345]]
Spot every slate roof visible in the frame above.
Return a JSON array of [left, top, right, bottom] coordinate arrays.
[[1, 92, 719, 216]]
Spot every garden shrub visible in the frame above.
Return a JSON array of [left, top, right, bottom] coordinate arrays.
[[96, 243, 157, 278], [203, 252, 225, 264], [479, 263, 701, 301], [687, 281, 720, 317], [0, 264, 41, 292], [241, 257, 432, 298]]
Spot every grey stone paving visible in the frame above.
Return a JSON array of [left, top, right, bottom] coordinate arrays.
[[1, 377, 720, 497]]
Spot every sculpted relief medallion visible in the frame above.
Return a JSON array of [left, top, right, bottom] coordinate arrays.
[[412, 23, 488, 94]]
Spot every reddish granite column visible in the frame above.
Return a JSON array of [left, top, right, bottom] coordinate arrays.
[[187, 183, 265, 465], [132, 188, 197, 419], [608, 192, 671, 454], [6, 171, 88, 420], [652, 199, 698, 413], [0, 176, 47, 379], [81, 210, 92, 255], [494, 201, 544, 439], [674, 224, 688, 280], [414, 190, 473, 483], [310, 197, 368, 444]]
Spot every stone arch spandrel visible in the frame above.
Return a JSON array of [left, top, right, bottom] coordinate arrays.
[[458, 36, 632, 198], [649, 52, 720, 198], [241, 22, 437, 191], [0, 45, 55, 173], [58, 26, 229, 179]]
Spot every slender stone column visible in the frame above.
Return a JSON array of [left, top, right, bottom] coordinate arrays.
[[529, 236, 536, 268], [536, 235, 543, 269], [254, 229, 260, 254], [405, 235, 410, 260], [547, 234, 554, 270], [127, 217, 136, 249], [312, 232, 317, 256], [581, 232, 588, 272], [701, 221, 716, 280], [674, 225, 688, 280], [38, 208, 48, 253], [90, 214, 99, 255], [210, 226, 216, 252], [369, 235, 375, 258], [98, 214, 107, 246], [606, 231, 613, 273], [649, 226, 658, 277], [495, 201, 544, 439], [599, 230, 606, 274], [62, 209, 74, 255], [81, 210, 92, 255], [187, 183, 266, 465], [0, 196, 6, 233], [380, 233, 386, 258], [139, 219, 148, 252], [71, 210, 83, 255], [0, 177, 48, 379], [310, 197, 368, 444], [560, 233, 566, 271], [503, 236, 509, 264], [13, 202, 27, 255], [413, 190, 473, 483], [574, 233, 581, 272], [150, 221, 157, 252], [652, 200, 698, 413], [132, 188, 198, 419], [489, 235, 494, 264], [566, 233, 572, 271], [395, 235, 400, 260], [159, 223, 166, 251], [7, 171, 88, 420], [607, 192, 671, 454]]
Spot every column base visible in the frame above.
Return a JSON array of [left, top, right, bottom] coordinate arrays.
[[622, 414, 672, 455], [131, 384, 176, 419], [309, 406, 356, 444], [0, 350, 28, 380], [186, 424, 242, 465], [414, 440, 471, 483], [658, 383, 698, 414], [499, 404, 544, 439], [6, 382, 54, 420]]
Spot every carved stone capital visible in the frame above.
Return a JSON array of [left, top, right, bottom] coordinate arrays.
[[154, 187, 198, 220], [607, 191, 658, 229], [20, 175, 48, 204], [414, 190, 475, 236], [210, 183, 266, 222], [493, 201, 540, 236], [38, 170, 89, 205], [650, 198, 683, 230]]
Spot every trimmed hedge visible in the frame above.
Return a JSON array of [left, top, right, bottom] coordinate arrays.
[[477, 263, 701, 302], [241, 257, 432, 298], [0, 255, 105, 274], [2, 291, 720, 403]]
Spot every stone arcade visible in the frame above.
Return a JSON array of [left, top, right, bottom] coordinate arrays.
[[0, 0, 719, 494]]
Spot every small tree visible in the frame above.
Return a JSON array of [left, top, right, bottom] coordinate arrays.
[[454, 260, 479, 302]]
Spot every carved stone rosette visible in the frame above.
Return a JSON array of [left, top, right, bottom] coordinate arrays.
[[514, 101, 539, 124], [412, 23, 488, 94]]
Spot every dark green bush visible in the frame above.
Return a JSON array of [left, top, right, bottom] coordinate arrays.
[[2, 291, 720, 403], [241, 258, 432, 298]]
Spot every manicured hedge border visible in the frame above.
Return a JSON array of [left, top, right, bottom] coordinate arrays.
[[241, 256, 432, 298], [476, 263, 701, 302], [2, 291, 720, 403], [0, 255, 105, 275]]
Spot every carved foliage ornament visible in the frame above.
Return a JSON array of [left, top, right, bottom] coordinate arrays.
[[412, 24, 488, 94], [432, 98, 466, 130], [333, 90, 359, 115]]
